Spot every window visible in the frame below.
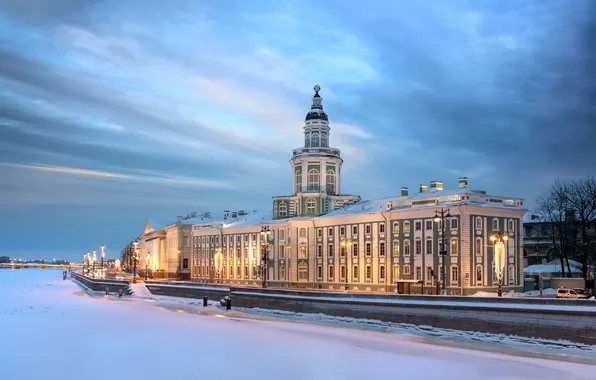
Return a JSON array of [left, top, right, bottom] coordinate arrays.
[[317, 228, 322, 237], [403, 265, 410, 275], [317, 265, 322, 279], [326, 170, 335, 194], [352, 242, 358, 257], [321, 133, 328, 147], [366, 265, 372, 280], [299, 245, 307, 258], [426, 220, 433, 230], [393, 241, 400, 256], [450, 218, 458, 229], [236, 248, 241, 258], [379, 242, 385, 256], [236, 266, 240, 278], [280, 245, 285, 259], [404, 240, 410, 256], [328, 227, 334, 236], [426, 266, 433, 282], [244, 266, 248, 279], [380, 265, 386, 280], [252, 266, 256, 278], [508, 265, 515, 285], [451, 266, 458, 283], [328, 244, 334, 257], [307, 198, 316, 214], [492, 218, 499, 231], [299, 228, 307, 238], [280, 230, 285, 240], [365, 242, 371, 256], [312, 133, 320, 147], [317, 244, 322, 258], [393, 265, 399, 280], [393, 222, 399, 233], [426, 239, 432, 255], [340, 226, 345, 236], [340, 265, 346, 280], [307, 169, 320, 191], [352, 225, 358, 235], [298, 263, 308, 281], [415, 221, 422, 231], [280, 266, 286, 280], [379, 224, 385, 233], [279, 202, 287, 217], [353, 265, 359, 280], [450, 238, 458, 255], [183, 258, 189, 269], [415, 266, 421, 280], [476, 265, 483, 284], [508, 219, 514, 231], [328, 265, 334, 280], [340, 243, 346, 257], [476, 238, 482, 256], [365, 224, 371, 234], [404, 221, 411, 233], [476, 217, 482, 230], [415, 240, 421, 255]]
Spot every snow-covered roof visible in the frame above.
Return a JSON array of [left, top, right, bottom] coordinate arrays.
[[524, 264, 582, 274]]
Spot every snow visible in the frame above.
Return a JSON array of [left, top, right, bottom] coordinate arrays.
[[471, 288, 558, 298], [1, 269, 595, 380], [525, 264, 582, 274]]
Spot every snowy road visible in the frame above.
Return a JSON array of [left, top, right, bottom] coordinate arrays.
[[1, 269, 595, 380]]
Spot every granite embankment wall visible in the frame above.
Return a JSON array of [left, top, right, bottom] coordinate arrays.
[[229, 287, 596, 344], [71, 273, 132, 294], [144, 281, 229, 301]]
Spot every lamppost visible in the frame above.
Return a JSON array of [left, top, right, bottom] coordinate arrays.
[[214, 247, 223, 284], [132, 248, 139, 283], [260, 225, 271, 288], [490, 232, 509, 297], [434, 208, 452, 296], [92, 249, 97, 278], [86, 251, 90, 275], [340, 238, 352, 291], [100, 243, 105, 275], [145, 252, 151, 281]]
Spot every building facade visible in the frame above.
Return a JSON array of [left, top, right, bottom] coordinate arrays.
[[138, 86, 527, 295]]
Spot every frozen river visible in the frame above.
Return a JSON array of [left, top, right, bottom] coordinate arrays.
[[1, 269, 595, 380]]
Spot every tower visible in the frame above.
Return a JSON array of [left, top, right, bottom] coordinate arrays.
[[272, 85, 360, 219]]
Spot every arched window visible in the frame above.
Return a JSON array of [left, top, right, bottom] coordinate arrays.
[[476, 217, 482, 230], [508, 219, 514, 231], [311, 133, 320, 147], [492, 218, 499, 231], [306, 198, 316, 214], [304, 133, 311, 147], [308, 169, 319, 191], [298, 262, 308, 281], [321, 133, 328, 147], [326, 169, 335, 194], [476, 265, 483, 285], [476, 238, 482, 256], [295, 170, 302, 193], [508, 264, 515, 285], [279, 202, 287, 217]]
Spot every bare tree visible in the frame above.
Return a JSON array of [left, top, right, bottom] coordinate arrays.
[[567, 177, 596, 279], [536, 179, 572, 277]]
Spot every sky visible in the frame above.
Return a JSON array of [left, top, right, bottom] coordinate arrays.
[[0, 0, 594, 261]]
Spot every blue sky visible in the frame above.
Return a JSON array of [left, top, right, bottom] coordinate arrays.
[[1, 0, 594, 261]]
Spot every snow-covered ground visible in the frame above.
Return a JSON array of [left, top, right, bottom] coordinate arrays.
[[1, 269, 595, 380], [472, 288, 559, 298]]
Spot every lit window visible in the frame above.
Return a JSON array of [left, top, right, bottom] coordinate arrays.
[[299, 245, 307, 258], [404, 240, 410, 256], [403, 265, 410, 275], [393, 265, 399, 280], [404, 221, 411, 233], [393, 241, 400, 256], [450, 238, 458, 255], [393, 222, 399, 233]]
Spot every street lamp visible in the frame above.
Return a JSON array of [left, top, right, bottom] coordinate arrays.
[[434, 208, 452, 296], [145, 252, 151, 281], [340, 238, 352, 291], [214, 247, 223, 284], [490, 232, 509, 297], [92, 249, 97, 278], [86, 251, 90, 275], [260, 225, 271, 288], [100, 243, 105, 276], [133, 248, 140, 283]]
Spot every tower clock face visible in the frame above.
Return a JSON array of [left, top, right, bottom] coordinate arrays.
[[314, 84, 321, 93]]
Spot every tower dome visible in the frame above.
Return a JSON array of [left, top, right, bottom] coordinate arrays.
[[305, 84, 328, 121]]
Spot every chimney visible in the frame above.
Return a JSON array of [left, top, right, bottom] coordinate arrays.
[[420, 184, 427, 193], [430, 180, 443, 192], [458, 177, 468, 188], [400, 187, 408, 198]]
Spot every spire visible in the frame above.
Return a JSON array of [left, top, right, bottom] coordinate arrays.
[[305, 84, 328, 121]]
